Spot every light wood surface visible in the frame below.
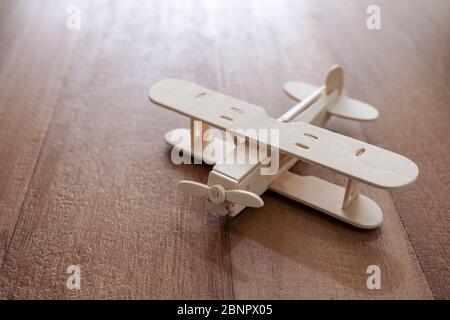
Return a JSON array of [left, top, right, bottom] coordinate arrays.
[[0, 0, 448, 299]]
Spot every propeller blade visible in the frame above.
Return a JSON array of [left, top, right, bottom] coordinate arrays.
[[177, 180, 209, 197], [225, 190, 264, 208]]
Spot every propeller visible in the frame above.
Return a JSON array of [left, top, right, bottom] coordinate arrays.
[[177, 180, 264, 208]]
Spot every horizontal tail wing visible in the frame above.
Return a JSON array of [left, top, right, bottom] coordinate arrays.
[[284, 81, 379, 121]]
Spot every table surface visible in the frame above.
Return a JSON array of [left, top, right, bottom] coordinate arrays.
[[0, 0, 448, 299]]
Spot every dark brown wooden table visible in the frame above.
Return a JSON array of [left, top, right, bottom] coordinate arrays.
[[0, 0, 448, 299]]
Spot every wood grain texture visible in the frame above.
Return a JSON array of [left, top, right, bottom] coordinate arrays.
[[0, 0, 80, 263], [318, 0, 450, 298], [0, 0, 448, 299]]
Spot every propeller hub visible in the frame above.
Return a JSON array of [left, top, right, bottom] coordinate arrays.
[[177, 180, 264, 208], [208, 185, 226, 204]]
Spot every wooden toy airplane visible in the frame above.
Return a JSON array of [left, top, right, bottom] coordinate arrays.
[[148, 65, 418, 229]]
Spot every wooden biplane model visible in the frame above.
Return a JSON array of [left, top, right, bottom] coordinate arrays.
[[148, 65, 418, 229]]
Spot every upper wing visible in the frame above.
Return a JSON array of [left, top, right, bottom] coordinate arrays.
[[149, 79, 418, 189]]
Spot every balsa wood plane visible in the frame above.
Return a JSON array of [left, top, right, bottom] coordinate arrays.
[[148, 65, 418, 229]]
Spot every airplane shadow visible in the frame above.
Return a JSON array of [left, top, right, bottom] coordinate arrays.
[[226, 190, 405, 294]]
